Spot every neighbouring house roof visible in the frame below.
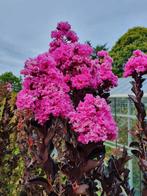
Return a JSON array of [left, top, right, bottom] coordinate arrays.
[[110, 75, 147, 97]]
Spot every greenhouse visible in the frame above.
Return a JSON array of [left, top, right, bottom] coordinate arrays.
[[105, 75, 147, 195]]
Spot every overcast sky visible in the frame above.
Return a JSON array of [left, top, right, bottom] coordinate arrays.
[[0, 0, 147, 76]]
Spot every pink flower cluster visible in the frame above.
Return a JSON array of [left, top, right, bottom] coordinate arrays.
[[69, 94, 118, 144], [50, 24, 117, 90], [50, 21, 78, 52], [124, 50, 147, 77], [16, 53, 74, 124], [97, 50, 118, 89], [17, 21, 118, 143]]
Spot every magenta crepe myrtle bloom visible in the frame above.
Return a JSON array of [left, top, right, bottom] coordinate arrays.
[[69, 94, 118, 144], [97, 50, 108, 57], [57, 21, 71, 32], [17, 53, 74, 124], [124, 50, 147, 77], [17, 21, 118, 143]]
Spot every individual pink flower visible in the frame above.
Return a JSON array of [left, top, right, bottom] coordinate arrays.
[[97, 50, 108, 57], [133, 49, 143, 56], [57, 21, 71, 32], [66, 30, 78, 42], [51, 30, 63, 39], [16, 89, 35, 109], [71, 73, 92, 89], [74, 43, 93, 56]]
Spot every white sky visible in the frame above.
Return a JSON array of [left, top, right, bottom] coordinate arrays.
[[0, 0, 147, 75]]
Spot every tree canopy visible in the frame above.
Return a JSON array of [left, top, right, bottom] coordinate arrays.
[[0, 72, 22, 92], [110, 26, 147, 77]]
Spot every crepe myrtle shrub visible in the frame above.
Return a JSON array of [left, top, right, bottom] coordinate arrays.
[[16, 22, 135, 195], [124, 50, 147, 195]]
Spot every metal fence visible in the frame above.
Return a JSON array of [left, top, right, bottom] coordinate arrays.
[[105, 97, 147, 195]]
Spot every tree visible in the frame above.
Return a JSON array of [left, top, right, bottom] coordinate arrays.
[[0, 72, 22, 92], [15, 21, 135, 196], [94, 43, 108, 52], [110, 27, 147, 77], [124, 50, 147, 195]]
